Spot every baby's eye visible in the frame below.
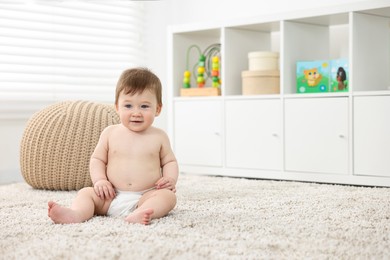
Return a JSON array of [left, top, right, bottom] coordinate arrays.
[[141, 104, 150, 109], [125, 104, 132, 109]]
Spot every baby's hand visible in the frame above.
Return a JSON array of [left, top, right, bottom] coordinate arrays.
[[93, 179, 116, 199], [155, 176, 176, 193]]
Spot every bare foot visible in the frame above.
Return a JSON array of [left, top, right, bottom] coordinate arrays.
[[125, 208, 154, 225], [48, 201, 82, 224]]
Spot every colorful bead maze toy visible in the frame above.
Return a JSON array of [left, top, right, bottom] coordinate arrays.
[[181, 43, 221, 96]]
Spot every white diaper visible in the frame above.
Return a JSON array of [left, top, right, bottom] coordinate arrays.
[[107, 187, 155, 217]]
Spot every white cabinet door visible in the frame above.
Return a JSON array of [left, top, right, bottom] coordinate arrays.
[[285, 97, 349, 174], [354, 96, 390, 177], [225, 99, 282, 170], [174, 100, 222, 167]]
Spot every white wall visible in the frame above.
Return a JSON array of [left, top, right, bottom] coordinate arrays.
[[144, 0, 171, 130], [165, 0, 366, 24], [0, 0, 374, 184], [0, 119, 26, 183]]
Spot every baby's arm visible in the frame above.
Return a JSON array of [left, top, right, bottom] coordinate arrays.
[[156, 131, 179, 192], [90, 126, 115, 199]]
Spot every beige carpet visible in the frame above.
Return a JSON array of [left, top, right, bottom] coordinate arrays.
[[1, 174, 389, 259]]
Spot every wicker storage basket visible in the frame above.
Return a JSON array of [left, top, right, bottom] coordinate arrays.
[[242, 70, 280, 95], [20, 100, 120, 190]]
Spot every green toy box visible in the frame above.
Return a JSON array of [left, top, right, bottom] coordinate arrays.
[[296, 60, 330, 93], [296, 59, 349, 93]]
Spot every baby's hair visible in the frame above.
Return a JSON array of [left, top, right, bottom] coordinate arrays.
[[115, 67, 162, 107]]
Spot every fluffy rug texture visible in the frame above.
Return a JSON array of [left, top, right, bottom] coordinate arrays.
[[1, 174, 389, 259]]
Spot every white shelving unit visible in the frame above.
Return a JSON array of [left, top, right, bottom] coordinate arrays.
[[167, 1, 390, 187]]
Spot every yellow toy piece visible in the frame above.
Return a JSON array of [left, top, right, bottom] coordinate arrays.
[[183, 70, 191, 88], [197, 66, 205, 74]]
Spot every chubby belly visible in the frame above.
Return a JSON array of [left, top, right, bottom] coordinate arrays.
[[106, 158, 161, 191]]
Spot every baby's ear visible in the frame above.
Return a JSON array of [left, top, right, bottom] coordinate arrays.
[[156, 105, 162, 116]]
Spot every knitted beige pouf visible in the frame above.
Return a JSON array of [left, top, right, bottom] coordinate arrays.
[[20, 100, 120, 190]]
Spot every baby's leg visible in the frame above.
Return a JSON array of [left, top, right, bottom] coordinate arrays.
[[48, 187, 109, 224], [125, 189, 176, 225]]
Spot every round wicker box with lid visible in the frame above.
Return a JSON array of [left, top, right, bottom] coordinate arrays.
[[242, 70, 280, 95]]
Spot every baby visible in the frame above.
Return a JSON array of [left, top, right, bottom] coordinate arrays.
[[48, 68, 179, 225]]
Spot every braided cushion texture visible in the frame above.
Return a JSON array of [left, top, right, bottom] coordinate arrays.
[[20, 100, 120, 190]]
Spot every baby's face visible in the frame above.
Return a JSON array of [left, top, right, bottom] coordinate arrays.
[[116, 90, 161, 132]]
